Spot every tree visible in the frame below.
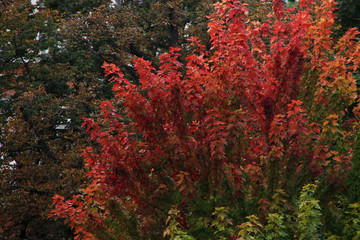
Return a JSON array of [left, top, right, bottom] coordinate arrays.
[[51, 0, 360, 239], [0, 1, 98, 238]]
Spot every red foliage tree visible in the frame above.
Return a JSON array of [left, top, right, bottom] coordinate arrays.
[[51, 0, 360, 238]]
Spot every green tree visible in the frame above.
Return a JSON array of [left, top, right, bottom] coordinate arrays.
[[0, 1, 96, 238]]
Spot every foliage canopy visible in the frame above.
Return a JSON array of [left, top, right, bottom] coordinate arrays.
[[51, 0, 360, 239]]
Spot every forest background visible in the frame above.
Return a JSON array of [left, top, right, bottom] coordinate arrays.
[[1, 0, 360, 239]]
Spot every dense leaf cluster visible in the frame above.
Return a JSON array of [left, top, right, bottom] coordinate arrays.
[[1, 0, 360, 239], [50, 0, 360, 239]]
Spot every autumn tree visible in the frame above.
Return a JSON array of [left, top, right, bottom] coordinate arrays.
[[51, 0, 360, 239]]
